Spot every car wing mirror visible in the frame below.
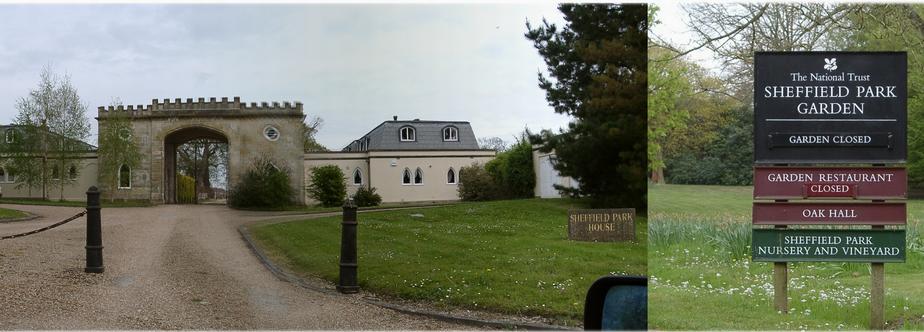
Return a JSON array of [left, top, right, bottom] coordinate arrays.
[[583, 275, 647, 330]]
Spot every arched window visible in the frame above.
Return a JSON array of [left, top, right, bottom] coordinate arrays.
[[68, 164, 78, 180], [402, 168, 412, 185], [400, 126, 416, 142], [119, 164, 131, 189], [353, 168, 363, 185], [50, 165, 60, 180], [0, 167, 6, 183], [4, 130, 13, 143], [443, 126, 458, 141], [414, 168, 423, 185], [447, 168, 456, 184]]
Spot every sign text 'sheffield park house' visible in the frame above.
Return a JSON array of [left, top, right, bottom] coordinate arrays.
[[568, 208, 635, 242], [751, 52, 907, 329]]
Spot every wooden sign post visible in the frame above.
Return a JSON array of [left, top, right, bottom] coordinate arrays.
[[753, 52, 907, 329]]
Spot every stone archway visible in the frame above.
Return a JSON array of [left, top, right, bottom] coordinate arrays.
[[97, 97, 306, 205], [163, 126, 228, 204]]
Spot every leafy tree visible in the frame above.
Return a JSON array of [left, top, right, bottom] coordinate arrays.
[[97, 98, 142, 202], [7, 65, 91, 200], [177, 139, 228, 199], [306, 165, 346, 207], [526, 4, 647, 208], [648, 45, 693, 183]]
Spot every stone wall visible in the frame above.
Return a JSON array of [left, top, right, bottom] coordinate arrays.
[[98, 97, 306, 204]]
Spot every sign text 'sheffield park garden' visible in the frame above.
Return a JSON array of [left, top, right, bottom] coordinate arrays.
[[751, 52, 907, 330]]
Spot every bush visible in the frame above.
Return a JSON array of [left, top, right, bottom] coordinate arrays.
[[177, 174, 196, 204], [228, 156, 294, 209], [307, 165, 346, 207], [463, 138, 535, 201], [485, 139, 535, 198], [458, 163, 502, 201], [353, 186, 382, 207]]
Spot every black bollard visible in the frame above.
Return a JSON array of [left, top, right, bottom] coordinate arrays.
[[85, 186, 104, 273], [337, 198, 359, 293]]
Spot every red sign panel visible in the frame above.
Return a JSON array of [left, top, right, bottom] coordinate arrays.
[[754, 167, 906, 199], [753, 202, 906, 225]]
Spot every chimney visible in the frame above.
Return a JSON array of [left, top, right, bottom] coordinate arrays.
[[393, 115, 397, 121]]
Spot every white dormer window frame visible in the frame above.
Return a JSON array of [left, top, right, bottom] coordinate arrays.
[[400, 126, 416, 142], [442, 126, 458, 142]]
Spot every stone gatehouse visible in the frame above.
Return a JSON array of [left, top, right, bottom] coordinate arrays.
[[0, 96, 575, 204]]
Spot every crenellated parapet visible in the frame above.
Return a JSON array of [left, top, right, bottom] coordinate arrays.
[[97, 96, 303, 119]]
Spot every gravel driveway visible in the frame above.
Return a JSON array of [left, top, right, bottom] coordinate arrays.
[[0, 204, 468, 329]]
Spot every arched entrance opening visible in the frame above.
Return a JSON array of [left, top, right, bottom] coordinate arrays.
[[164, 126, 229, 204]]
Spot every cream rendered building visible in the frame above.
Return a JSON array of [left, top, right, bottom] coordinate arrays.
[[305, 118, 495, 204]]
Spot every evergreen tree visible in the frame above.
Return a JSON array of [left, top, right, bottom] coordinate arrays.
[[525, 4, 647, 208]]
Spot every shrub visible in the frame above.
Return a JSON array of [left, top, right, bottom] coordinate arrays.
[[228, 156, 294, 209], [307, 165, 346, 207], [458, 163, 502, 201], [177, 174, 196, 204], [466, 137, 535, 201], [353, 186, 382, 207]]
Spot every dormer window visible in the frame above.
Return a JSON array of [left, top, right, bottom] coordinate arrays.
[[443, 126, 458, 141], [400, 126, 416, 142]]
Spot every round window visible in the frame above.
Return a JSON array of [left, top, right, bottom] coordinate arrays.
[[264, 126, 280, 141]]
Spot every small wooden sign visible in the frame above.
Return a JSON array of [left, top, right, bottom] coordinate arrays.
[[752, 202, 906, 225], [752, 229, 906, 262], [568, 208, 635, 242], [753, 166, 907, 199]]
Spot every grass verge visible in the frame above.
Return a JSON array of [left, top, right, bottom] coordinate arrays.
[[649, 184, 924, 330], [0, 197, 151, 208], [250, 198, 647, 326], [0, 207, 29, 220]]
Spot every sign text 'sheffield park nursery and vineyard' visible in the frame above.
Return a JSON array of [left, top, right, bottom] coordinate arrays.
[[751, 52, 907, 330]]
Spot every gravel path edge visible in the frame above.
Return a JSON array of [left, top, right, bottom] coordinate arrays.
[[237, 224, 577, 331]]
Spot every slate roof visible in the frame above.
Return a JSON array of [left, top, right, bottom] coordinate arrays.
[[343, 120, 480, 151]]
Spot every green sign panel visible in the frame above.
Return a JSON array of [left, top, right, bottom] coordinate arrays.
[[752, 229, 906, 262]]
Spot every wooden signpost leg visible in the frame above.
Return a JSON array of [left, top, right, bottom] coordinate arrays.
[[871, 262, 885, 329], [871, 224, 886, 330], [774, 261, 788, 313]]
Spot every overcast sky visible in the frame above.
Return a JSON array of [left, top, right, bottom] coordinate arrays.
[[649, 1, 719, 71], [0, 3, 570, 149]]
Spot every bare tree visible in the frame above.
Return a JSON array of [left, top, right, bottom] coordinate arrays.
[[653, 4, 857, 99]]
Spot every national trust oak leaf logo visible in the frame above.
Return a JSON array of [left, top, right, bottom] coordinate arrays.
[[824, 58, 838, 71]]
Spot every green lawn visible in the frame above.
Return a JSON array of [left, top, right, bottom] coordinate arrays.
[[0, 206, 29, 220], [649, 184, 924, 330], [250, 198, 647, 326], [0, 197, 150, 208]]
